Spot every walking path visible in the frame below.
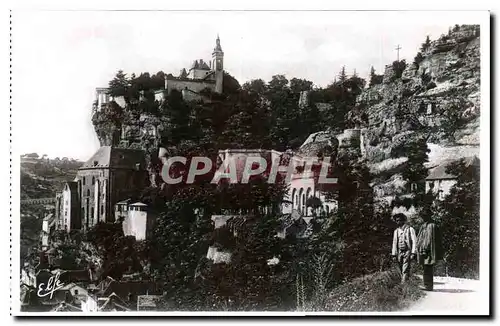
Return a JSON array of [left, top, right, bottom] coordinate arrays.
[[405, 275, 489, 315]]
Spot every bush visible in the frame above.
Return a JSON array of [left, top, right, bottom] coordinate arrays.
[[323, 269, 424, 311], [391, 60, 407, 81], [413, 52, 424, 69]]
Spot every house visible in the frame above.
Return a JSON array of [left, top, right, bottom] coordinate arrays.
[[51, 302, 82, 312], [137, 295, 163, 311], [55, 181, 80, 232], [41, 214, 57, 249], [282, 131, 341, 217], [59, 283, 89, 304], [54, 146, 148, 233], [97, 279, 163, 304], [425, 156, 480, 200], [118, 201, 155, 241], [97, 293, 132, 312]]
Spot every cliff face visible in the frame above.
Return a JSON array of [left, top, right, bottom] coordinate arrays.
[[358, 25, 480, 204]]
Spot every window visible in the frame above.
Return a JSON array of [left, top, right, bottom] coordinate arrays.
[[101, 205, 104, 215], [92, 176, 95, 185], [74, 290, 79, 295], [83, 177, 86, 186], [87, 189, 90, 197]]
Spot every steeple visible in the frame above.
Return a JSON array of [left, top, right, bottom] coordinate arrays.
[[213, 34, 223, 53], [212, 34, 224, 93]]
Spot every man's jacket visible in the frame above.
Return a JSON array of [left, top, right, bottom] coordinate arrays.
[[392, 225, 417, 256]]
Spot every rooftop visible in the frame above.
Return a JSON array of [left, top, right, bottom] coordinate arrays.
[[426, 156, 480, 181], [80, 146, 146, 170]]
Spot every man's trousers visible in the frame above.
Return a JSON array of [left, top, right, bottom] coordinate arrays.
[[397, 250, 411, 282]]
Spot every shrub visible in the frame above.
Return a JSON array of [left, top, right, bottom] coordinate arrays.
[[323, 269, 423, 311], [413, 52, 424, 69], [391, 60, 407, 81]]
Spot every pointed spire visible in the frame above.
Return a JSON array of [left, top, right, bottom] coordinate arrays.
[[214, 34, 223, 52]]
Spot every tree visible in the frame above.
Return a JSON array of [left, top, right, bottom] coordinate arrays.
[[420, 35, 431, 52], [338, 66, 347, 84], [441, 99, 468, 141], [290, 78, 313, 94], [391, 60, 407, 80], [398, 137, 430, 200], [437, 158, 480, 278], [107, 70, 130, 97], [242, 79, 267, 95], [369, 66, 383, 87], [413, 52, 424, 69], [223, 71, 241, 95]]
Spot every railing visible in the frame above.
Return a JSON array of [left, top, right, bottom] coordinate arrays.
[[20, 198, 56, 205]]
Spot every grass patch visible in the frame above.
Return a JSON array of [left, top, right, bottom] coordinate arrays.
[[323, 268, 424, 312]]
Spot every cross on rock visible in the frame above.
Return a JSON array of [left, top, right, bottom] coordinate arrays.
[[395, 44, 402, 61]]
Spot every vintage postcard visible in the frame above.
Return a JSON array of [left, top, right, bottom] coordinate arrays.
[[10, 10, 490, 316]]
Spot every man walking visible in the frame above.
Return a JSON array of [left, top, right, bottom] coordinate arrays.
[[416, 207, 443, 291], [391, 213, 417, 283]]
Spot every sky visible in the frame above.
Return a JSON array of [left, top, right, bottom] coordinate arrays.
[[12, 10, 455, 161]]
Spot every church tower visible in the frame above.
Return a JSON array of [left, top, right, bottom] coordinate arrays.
[[212, 34, 224, 93]]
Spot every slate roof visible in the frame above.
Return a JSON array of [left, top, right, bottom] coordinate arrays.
[[80, 146, 146, 170], [190, 59, 211, 70], [426, 156, 480, 181], [51, 302, 82, 312], [99, 281, 163, 301], [56, 269, 92, 284], [130, 202, 147, 207], [98, 293, 131, 311]]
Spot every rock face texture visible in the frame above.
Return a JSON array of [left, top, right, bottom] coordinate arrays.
[[357, 25, 480, 207]]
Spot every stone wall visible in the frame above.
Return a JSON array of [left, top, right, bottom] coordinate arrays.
[[166, 78, 215, 94]]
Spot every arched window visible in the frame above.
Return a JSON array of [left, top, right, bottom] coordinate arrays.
[[92, 176, 95, 185], [298, 188, 304, 212], [87, 189, 90, 197], [82, 177, 86, 186], [291, 189, 297, 208]]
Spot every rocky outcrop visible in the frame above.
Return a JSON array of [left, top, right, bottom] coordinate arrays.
[[357, 25, 481, 206]]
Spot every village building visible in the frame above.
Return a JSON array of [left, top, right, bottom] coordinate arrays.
[[55, 146, 147, 232], [425, 155, 479, 200], [118, 201, 155, 241], [93, 35, 224, 115], [41, 213, 56, 250]]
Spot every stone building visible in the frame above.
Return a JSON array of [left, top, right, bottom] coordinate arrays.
[[56, 146, 147, 232], [281, 131, 341, 217], [159, 35, 224, 99], [93, 35, 224, 115], [425, 155, 479, 200], [117, 201, 155, 241], [76, 146, 147, 230]]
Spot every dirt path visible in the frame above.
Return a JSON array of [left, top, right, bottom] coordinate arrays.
[[405, 276, 489, 315]]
